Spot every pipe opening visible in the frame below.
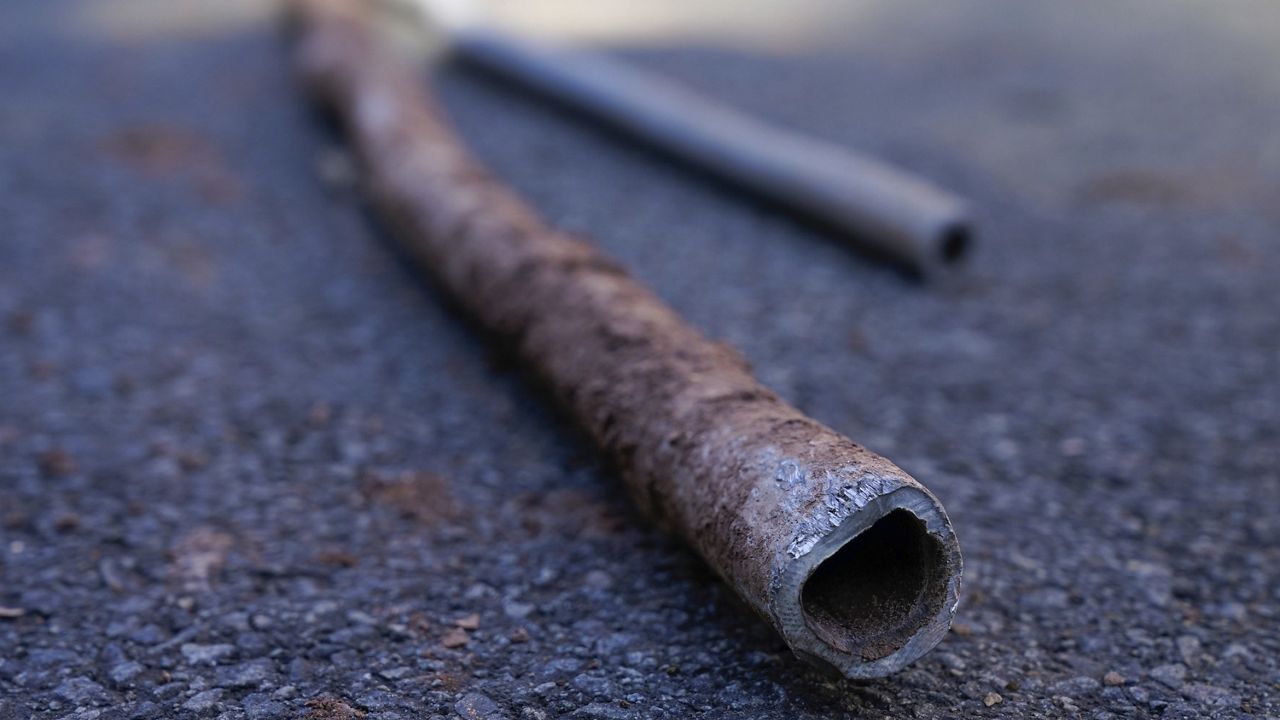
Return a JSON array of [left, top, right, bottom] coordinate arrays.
[[938, 224, 970, 264], [800, 509, 949, 661]]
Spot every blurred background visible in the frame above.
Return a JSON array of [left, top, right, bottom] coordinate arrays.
[[2, 1, 1277, 718]]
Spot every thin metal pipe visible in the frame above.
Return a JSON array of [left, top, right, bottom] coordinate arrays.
[[288, 0, 962, 679], [447, 27, 973, 277]]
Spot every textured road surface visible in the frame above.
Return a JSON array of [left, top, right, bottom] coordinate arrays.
[[2, 1, 1279, 718]]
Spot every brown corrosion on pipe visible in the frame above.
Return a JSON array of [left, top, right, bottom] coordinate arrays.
[[287, 0, 962, 678]]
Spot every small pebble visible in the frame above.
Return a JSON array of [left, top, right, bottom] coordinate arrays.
[[455, 691, 506, 720], [378, 666, 412, 680], [183, 689, 223, 712], [55, 677, 107, 704], [181, 643, 236, 665], [983, 692, 1003, 707], [1050, 676, 1100, 696], [441, 628, 470, 648], [1183, 683, 1240, 710], [503, 600, 534, 619], [109, 661, 145, 685], [215, 659, 275, 688], [1150, 663, 1187, 689], [1176, 635, 1203, 665]]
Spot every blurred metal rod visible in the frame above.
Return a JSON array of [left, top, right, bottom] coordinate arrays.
[[447, 27, 973, 276]]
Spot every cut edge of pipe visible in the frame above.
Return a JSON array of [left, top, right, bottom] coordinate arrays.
[[904, 213, 972, 280], [773, 485, 962, 679], [935, 219, 972, 267]]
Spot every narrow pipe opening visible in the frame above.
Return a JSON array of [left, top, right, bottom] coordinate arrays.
[[938, 223, 971, 264], [800, 510, 949, 661]]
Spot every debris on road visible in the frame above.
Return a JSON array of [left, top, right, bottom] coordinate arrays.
[[288, 0, 961, 679]]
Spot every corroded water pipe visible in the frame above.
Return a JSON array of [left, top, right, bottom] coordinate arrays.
[[288, 0, 961, 678]]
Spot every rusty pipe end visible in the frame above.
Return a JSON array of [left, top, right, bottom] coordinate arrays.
[[773, 486, 962, 679]]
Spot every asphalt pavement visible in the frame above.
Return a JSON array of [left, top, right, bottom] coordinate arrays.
[[1, 1, 1278, 718]]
